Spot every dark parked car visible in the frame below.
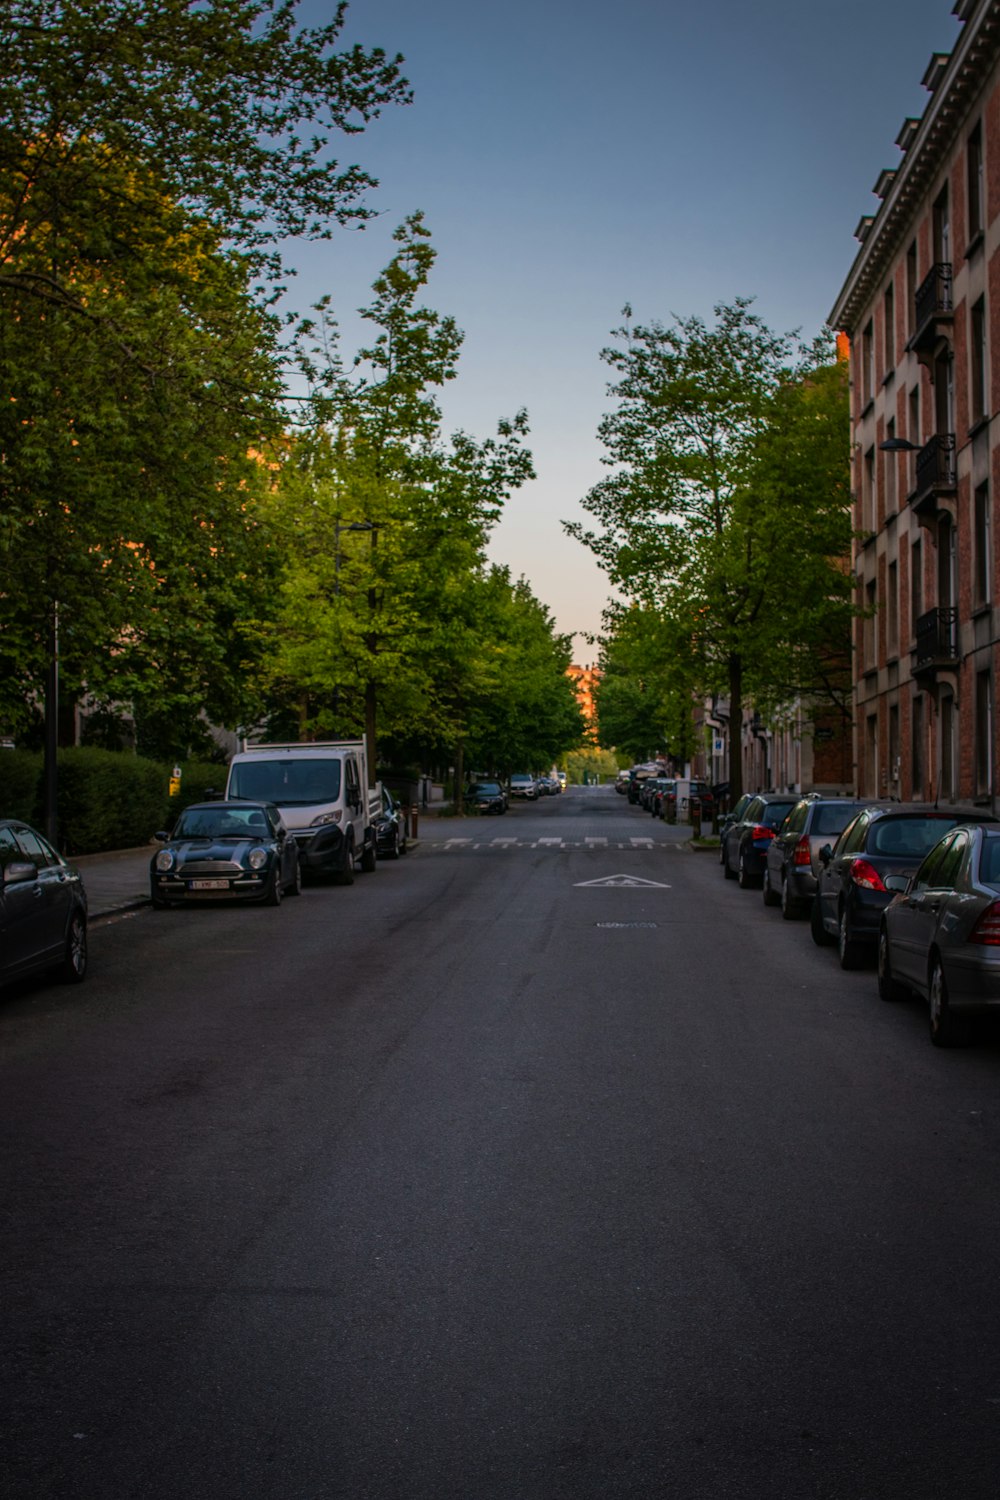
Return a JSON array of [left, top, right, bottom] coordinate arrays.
[[763, 796, 867, 919], [879, 824, 1000, 1046], [664, 779, 715, 824], [812, 804, 998, 969], [0, 820, 88, 988], [465, 780, 508, 815], [375, 787, 409, 857], [151, 800, 301, 907], [724, 793, 798, 886], [718, 792, 754, 866]]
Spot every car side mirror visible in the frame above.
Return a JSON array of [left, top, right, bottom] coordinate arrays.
[[884, 874, 909, 894], [4, 860, 38, 885], [154, 830, 170, 842], [819, 844, 832, 865]]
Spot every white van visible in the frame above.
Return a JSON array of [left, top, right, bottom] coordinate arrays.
[[225, 741, 379, 884]]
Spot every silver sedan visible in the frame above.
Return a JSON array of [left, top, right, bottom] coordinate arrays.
[[878, 823, 1000, 1047]]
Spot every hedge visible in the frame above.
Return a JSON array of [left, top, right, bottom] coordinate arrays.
[[0, 749, 230, 854]]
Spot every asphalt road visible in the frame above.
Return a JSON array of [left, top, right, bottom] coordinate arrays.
[[4, 786, 1000, 1498]]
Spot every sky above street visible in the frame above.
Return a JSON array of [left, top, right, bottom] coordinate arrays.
[[289, 0, 963, 661]]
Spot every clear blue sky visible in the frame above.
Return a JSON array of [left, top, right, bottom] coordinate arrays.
[[290, 0, 962, 660]]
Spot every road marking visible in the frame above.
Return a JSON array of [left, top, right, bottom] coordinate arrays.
[[490, 838, 518, 846], [574, 874, 672, 889], [444, 838, 473, 845], [596, 921, 659, 928], [585, 837, 607, 845], [538, 837, 562, 845], [630, 837, 654, 846]]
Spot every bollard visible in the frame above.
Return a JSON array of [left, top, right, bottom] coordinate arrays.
[[407, 806, 418, 839]]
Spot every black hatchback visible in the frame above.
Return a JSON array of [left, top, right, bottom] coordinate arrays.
[[812, 804, 999, 969], [723, 793, 799, 888], [0, 820, 88, 988]]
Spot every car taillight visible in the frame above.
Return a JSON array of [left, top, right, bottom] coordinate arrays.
[[751, 825, 775, 841], [969, 901, 1000, 945], [849, 858, 886, 891], [793, 835, 812, 867]]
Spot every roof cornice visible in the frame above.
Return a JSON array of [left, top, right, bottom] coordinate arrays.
[[829, 0, 1000, 333]]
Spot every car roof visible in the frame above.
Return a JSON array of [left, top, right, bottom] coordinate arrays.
[[865, 804, 997, 821], [183, 800, 277, 813]]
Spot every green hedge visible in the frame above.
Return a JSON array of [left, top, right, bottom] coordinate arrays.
[[0, 749, 231, 853]]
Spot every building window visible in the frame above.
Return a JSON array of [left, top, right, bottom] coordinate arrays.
[[887, 559, 899, 653], [975, 483, 991, 607], [865, 578, 877, 669], [941, 693, 957, 802], [862, 320, 874, 407], [933, 184, 950, 265], [971, 296, 987, 425], [912, 693, 925, 799], [865, 714, 879, 799], [888, 704, 900, 791], [909, 384, 921, 491], [968, 122, 984, 241], [906, 241, 918, 335], [911, 538, 923, 634], [885, 418, 897, 512], [976, 670, 993, 797], [884, 282, 895, 373], [863, 446, 876, 532]]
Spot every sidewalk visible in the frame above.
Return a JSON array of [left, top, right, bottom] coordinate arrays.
[[72, 846, 154, 920]]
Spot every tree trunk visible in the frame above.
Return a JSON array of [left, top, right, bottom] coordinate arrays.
[[728, 654, 744, 804], [453, 737, 465, 816]]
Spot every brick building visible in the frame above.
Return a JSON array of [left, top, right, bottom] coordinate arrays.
[[830, 0, 1000, 808]]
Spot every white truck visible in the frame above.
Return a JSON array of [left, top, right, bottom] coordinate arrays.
[[224, 741, 379, 884]]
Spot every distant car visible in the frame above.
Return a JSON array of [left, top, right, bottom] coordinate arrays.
[[724, 793, 798, 887], [557, 771, 568, 792], [627, 765, 661, 805], [151, 800, 301, 906], [535, 775, 559, 796], [375, 787, 409, 858], [763, 796, 867, 919], [0, 820, 88, 988], [878, 824, 1000, 1046], [812, 804, 998, 969], [508, 774, 538, 800], [663, 780, 715, 824], [615, 770, 630, 794], [466, 780, 508, 815]]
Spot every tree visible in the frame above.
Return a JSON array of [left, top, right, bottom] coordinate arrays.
[[569, 301, 851, 801]]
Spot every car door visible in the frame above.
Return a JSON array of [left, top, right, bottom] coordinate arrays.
[[819, 811, 869, 932], [0, 825, 42, 978], [13, 826, 70, 960], [892, 831, 968, 989], [770, 800, 807, 887]]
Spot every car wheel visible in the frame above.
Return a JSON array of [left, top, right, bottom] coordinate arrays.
[[331, 838, 355, 885], [361, 838, 377, 874], [810, 896, 833, 947], [928, 957, 972, 1047], [264, 867, 283, 906], [837, 905, 863, 970], [388, 828, 402, 860], [762, 867, 780, 907], [780, 875, 801, 922], [57, 912, 88, 983], [877, 926, 906, 1001], [286, 855, 303, 896], [737, 852, 756, 889]]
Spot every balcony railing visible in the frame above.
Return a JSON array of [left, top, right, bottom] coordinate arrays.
[[910, 431, 956, 516], [910, 263, 953, 352], [914, 606, 959, 672]]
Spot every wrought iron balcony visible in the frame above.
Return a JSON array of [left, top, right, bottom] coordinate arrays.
[[909, 263, 953, 352], [910, 432, 956, 518], [914, 606, 959, 676]]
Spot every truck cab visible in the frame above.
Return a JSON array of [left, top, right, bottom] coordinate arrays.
[[225, 741, 379, 883]]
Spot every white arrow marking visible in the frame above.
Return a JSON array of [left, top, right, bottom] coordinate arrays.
[[574, 874, 672, 889]]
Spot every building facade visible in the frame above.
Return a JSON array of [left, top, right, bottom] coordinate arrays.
[[830, 0, 1000, 809]]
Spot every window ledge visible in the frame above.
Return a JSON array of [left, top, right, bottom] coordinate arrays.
[[972, 601, 991, 619], [968, 414, 990, 439], [965, 230, 985, 259], [882, 367, 896, 389], [860, 398, 875, 420]]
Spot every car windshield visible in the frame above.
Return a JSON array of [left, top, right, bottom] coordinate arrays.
[[979, 839, 1000, 888], [475, 782, 502, 794], [174, 807, 271, 839], [510, 775, 532, 785], [869, 816, 969, 858], [812, 803, 864, 836], [229, 758, 341, 806]]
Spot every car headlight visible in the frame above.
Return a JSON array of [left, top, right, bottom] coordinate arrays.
[[155, 849, 175, 872], [310, 810, 342, 826], [248, 847, 269, 870]]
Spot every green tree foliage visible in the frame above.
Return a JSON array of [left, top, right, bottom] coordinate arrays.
[[595, 604, 697, 764], [570, 300, 851, 799], [256, 218, 578, 784]]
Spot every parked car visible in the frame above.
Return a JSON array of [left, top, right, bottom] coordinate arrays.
[[723, 793, 799, 886], [649, 778, 676, 818], [639, 775, 668, 812], [718, 792, 754, 865], [763, 796, 867, 919], [878, 823, 1000, 1046], [664, 779, 715, 825], [375, 787, 409, 857], [811, 804, 998, 969], [627, 764, 661, 805], [508, 774, 538, 800], [535, 775, 560, 796], [151, 800, 301, 907], [615, 770, 631, 794], [465, 780, 508, 815], [0, 820, 88, 988]]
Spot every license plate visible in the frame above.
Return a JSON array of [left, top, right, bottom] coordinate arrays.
[[189, 878, 230, 890]]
